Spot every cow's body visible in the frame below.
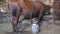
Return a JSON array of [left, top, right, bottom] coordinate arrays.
[[7, 0, 51, 32]]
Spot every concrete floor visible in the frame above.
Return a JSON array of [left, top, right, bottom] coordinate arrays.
[[0, 20, 60, 34]]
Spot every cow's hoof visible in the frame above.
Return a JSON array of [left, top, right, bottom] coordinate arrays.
[[38, 29, 41, 33], [13, 30, 16, 32]]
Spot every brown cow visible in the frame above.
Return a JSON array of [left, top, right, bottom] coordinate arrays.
[[7, 0, 51, 32]]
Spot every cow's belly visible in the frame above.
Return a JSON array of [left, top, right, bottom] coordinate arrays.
[[22, 8, 39, 19]]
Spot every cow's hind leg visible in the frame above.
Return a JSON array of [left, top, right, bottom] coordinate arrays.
[[11, 5, 20, 32], [11, 16, 18, 32], [16, 15, 25, 33], [38, 8, 45, 32]]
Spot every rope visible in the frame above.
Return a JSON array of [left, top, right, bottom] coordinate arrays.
[[30, 1, 34, 24]]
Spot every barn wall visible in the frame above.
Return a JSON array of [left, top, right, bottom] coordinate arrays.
[[40, 0, 53, 5], [30, 0, 53, 5]]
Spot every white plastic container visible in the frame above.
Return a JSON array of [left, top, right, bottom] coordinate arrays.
[[31, 23, 39, 34]]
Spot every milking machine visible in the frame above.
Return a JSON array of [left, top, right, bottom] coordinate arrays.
[[31, 18, 39, 34]]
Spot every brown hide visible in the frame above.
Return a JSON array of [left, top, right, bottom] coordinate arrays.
[[8, 0, 51, 32]]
